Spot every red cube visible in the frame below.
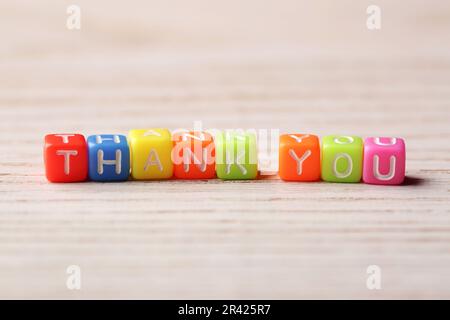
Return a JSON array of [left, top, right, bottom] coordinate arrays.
[[44, 134, 88, 182]]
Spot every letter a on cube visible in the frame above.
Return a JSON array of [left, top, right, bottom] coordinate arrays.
[[172, 131, 216, 179], [215, 131, 258, 180], [363, 137, 406, 185], [44, 134, 88, 182], [321, 135, 363, 183], [279, 134, 321, 181], [87, 134, 130, 182], [128, 129, 173, 180]]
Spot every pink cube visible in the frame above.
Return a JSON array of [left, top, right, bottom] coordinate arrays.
[[363, 137, 406, 185]]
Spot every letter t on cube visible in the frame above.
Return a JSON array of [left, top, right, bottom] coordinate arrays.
[[44, 134, 88, 182]]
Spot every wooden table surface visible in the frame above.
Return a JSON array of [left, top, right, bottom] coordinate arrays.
[[0, 0, 449, 299]]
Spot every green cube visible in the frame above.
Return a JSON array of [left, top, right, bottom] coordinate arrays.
[[321, 135, 363, 183], [216, 131, 258, 180]]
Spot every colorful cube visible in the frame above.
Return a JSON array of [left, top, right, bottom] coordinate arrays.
[[44, 134, 88, 183], [279, 134, 321, 182], [216, 131, 258, 180], [363, 137, 406, 185], [128, 129, 173, 180], [87, 134, 130, 182], [321, 135, 363, 183], [172, 131, 216, 179]]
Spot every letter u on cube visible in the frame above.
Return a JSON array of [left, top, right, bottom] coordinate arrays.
[[363, 137, 406, 185]]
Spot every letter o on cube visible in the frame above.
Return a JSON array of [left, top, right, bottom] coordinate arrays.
[[321, 135, 363, 183], [363, 137, 406, 185]]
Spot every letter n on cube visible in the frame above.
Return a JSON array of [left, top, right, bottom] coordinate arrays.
[[172, 131, 215, 179]]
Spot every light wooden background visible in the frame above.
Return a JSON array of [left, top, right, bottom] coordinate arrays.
[[0, 0, 449, 299]]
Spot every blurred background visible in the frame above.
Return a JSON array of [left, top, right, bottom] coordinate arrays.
[[0, 0, 449, 299], [1, 0, 449, 134]]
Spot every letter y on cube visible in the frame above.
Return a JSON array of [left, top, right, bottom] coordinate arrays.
[[279, 134, 321, 181]]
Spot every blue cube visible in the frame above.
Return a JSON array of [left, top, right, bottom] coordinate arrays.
[[87, 134, 130, 182]]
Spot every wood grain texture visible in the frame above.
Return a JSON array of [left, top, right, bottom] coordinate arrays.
[[0, 0, 449, 299]]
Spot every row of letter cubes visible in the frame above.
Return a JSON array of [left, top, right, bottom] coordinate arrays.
[[44, 130, 406, 185]]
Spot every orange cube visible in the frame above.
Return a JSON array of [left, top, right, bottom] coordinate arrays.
[[279, 134, 321, 181], [172, 131, 216, 179]]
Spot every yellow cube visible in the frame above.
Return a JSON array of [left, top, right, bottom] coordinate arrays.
[[128, 129, 173, 180]]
